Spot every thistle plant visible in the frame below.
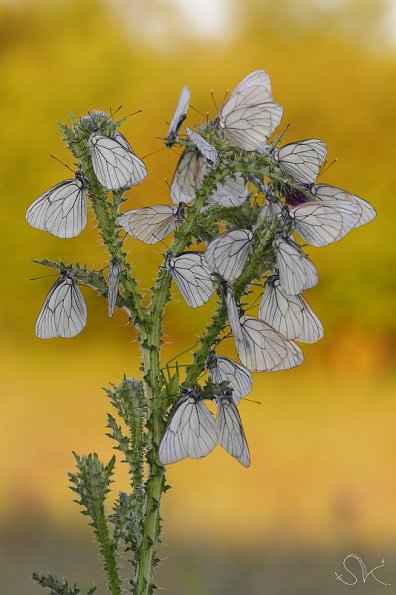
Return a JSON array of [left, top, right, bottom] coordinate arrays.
[[28, 69, 375, 595]]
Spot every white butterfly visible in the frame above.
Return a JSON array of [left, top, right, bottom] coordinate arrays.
[[273, 236, 319, 295], [272, 139, 327, 184], [107, 259, 121, 317], [87, 132, 147, 191], [198, 161, 249, 207], [165, 85, 190, 147], [26, 171, 88, 239], [205, 229, 254, 282], [257, 199, 282, 223], [259, 274, 323, 343], [215, 389, 250, 467], [217, 69, 283, 151], [170, 149, 201, 204], [118, 203, 185, 244], [206, 352, 252, 404], [35, 269, 87, 339], [282, 201, 361, 247], [224, 285, 302, 371], [310, 184, 376, 227], [186, 127, 218, 165], [158, 387, 217, 464], [166, 252, 214, 308]]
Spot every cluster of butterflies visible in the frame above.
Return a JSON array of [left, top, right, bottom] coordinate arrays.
[[26, 113, 147, 337], [26, 70, 375, 465]]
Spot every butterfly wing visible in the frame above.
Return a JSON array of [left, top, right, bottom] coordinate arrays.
[[167, 253, 214, 308], [269, 339, 304, 371], [273, 139, 327, 184], [118, 205, 178, 244], [311, 184, 376, 227], [186, 128, 218, 165], [206, 354, 252, 404], [205, 229, 253, 282], [35, 273, 87, 339], [159, 394, 217, 464], [216, 395, 250, 467], [290, 202, 344, 246], [166, 85, 190, 146], [259, 278, 323, 343], [170, 149, 201, 204], [26, 176, 87, 239], [107, 260, 121, 317], [88, 133, 147, 190], [224, 286, 290, 372], [273, 236, 319, 295], [218, 71, 282, 151]]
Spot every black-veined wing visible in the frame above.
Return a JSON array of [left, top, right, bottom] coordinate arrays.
[[107, 259, 121, 317], [88, 132, 147, 190], [206, 353, 252, 404], [225, 286, 295, 372], [259, 275, 323, 343], [218, 70, 283, 151], [269, 339, 304, 371], [215, 390, 250, 467], [158, 388, 217, 464], [165, 85, 190, 147], [35, 270, 87, 339], [26, 172, 88, 239], [205, 229, 254, 282], [118, 204, 183, 244], [167, 252, 214, 308], [272, 139, 327, 184], [289, 200, 361, 245], [186, 127, 218, 165], [311, 184, 376, 227], [170, 149, 201, 204], [273, 236, 319, 295]]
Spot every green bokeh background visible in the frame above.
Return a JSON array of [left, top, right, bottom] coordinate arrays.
[[0, 1, 395, 593]]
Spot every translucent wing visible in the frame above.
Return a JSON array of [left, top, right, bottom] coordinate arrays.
[[88, 132, 147, 190], [289, 202, 344, 246], [197, 161, 249, 207], [216, 392, 250, 467], [166, 85, 190, 146], [259, 276, 323, 343], [205, 229, 253, 282], [292, 200, 362, 244], [206, 353, 252, 404], [218, 70, 283, 151], [273, 236, 319, 295], [158, 390, 217, 464], [167, 252, 214, 308], [108, 260, 121, 317], [269, 339, 304, 371], [26, 173, 87, 239], [35, 271, 87, 339], [225, 287, 292, 372], [186, 128, 218, 165], [118, 204, 181, 244], [273, 139, 327, 184], [257, 200, 282, 223], [311, 183, 376, 227], [170, 149, 201, 204]]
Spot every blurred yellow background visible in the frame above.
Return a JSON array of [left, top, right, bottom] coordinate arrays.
[[1, 0, 395, 593]]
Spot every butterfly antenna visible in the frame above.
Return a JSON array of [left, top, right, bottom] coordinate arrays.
[[205, 111, 209, 126], [320, 157, 338, 176], [190, 104, 206, 118], [109, 105, 123, 120], [271, 123, 290, 148], [50, 155, 75, 174], [122, 108, 143, 121], [210, 90, 219, 112], [141, 146, 166, 160], [221, 88, 229, 106], [30, 273, 58, 281]]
